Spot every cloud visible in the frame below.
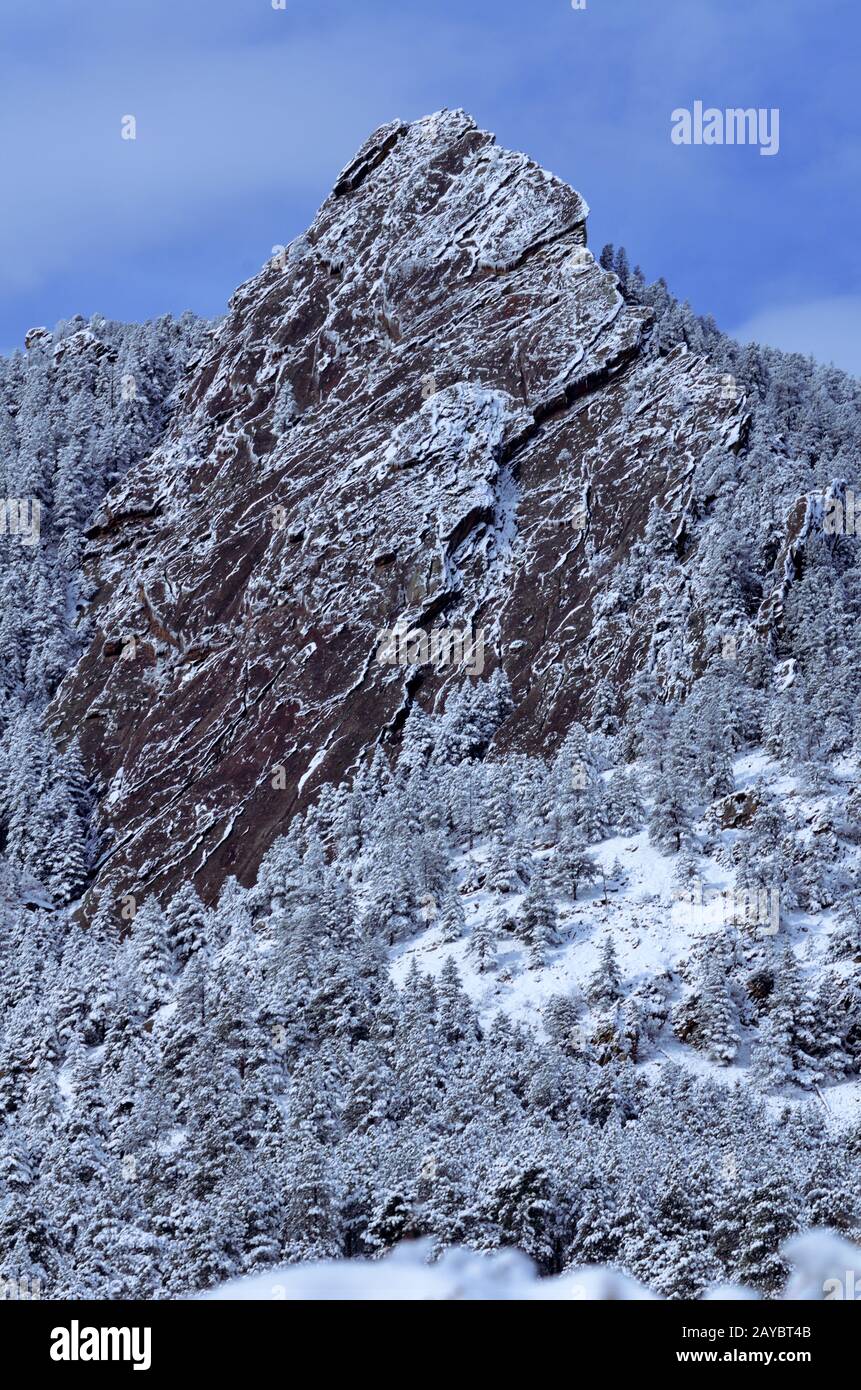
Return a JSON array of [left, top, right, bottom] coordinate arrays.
[[728, 297, 861, 378]]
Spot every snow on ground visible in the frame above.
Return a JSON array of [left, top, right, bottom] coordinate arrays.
[[203, 1239, 655, 1300], [389, 749, 861, 1130], [204, 1230, 861, 1301], [391, 827, 686, 1025]]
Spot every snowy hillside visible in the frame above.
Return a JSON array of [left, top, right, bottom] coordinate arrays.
[[2, 111, 861, 1303], [389, 748, 861, 1132]]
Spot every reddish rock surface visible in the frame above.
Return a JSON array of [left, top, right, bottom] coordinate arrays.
[[49, 110, 740, 913]]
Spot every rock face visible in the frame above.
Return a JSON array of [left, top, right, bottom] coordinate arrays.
[[49, 109, 741, 913]]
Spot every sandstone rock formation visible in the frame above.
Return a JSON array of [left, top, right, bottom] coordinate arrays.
[[49, 109, 743, 912]]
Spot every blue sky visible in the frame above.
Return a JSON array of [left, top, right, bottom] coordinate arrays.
[[2, 0, 859, 373]]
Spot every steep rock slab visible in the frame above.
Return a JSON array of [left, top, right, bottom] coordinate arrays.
[[49, 110, 739, 913]]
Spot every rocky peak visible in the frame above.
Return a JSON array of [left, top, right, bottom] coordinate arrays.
[[49, 110, 741, 915]]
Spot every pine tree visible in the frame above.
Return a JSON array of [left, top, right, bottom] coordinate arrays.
[[516, 867, 560, 965], [165, 882, 211, 964], [732, 1171, 797, 1295], [828, 896, 861, 961], [544, 992, 585, 1056], [588, 935, 622, 1009], [608, 768, 645, 832], [484, 838, 521, 893], [648, 767, 693, 854], [438, 956, 474, 1044], [467, 912, 498, 973], [753, 944, 820, 1091], [126, 897, 174, 1013], [547, 831, 598, 900], [439, 890, 465, 943], [810, 971, 849, 1083], [698, 944, 739, 1066]]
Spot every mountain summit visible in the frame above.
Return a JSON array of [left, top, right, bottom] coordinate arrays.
[[53, 111, 743, 913], [4, 108, 861, 1307]]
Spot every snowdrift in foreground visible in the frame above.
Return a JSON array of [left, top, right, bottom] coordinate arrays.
[[204, 1231, 861, 1302]]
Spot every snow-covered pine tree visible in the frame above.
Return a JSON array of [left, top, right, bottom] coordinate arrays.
[[467, 911, 498, 973], [438, 890, 465, 943], [516, 866, 560, 967], [587, 934, 623, 1009]]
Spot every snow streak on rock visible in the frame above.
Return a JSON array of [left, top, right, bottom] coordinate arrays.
[[50, 110, 741, 913]]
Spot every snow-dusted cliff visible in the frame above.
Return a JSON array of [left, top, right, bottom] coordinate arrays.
[[49, 110, 743, 915]]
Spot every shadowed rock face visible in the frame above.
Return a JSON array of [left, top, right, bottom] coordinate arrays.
[[49, 109, 740, 914]]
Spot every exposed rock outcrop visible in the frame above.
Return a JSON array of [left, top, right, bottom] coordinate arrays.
[[49, 109, 740, 913]]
